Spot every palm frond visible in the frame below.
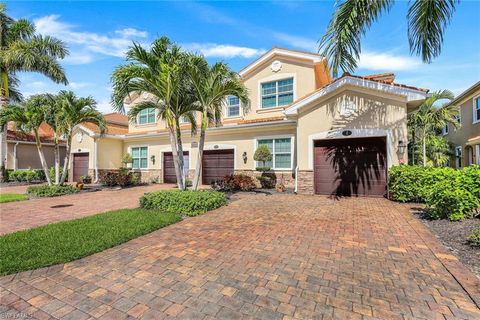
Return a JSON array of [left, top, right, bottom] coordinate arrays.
[[408, 0, 458, 63]]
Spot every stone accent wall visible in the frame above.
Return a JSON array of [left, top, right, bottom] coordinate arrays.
[[234, 170, 295, 189], [95, 169, 163, 184], [297, 170, 314, 194]]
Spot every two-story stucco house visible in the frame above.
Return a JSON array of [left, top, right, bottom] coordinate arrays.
[[71, 47, 429, 196], [442, 81, 480, 168]]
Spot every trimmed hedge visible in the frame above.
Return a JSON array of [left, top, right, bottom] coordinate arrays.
[[140, 190, 226, 216], [27, 185, 80, 198], [468, 226, 480, 247], [211, 174, 256, 192], [9, 169, 45, 183], [389, 165, 480, 220]]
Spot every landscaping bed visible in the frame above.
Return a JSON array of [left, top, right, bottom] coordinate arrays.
[[416, 214, 480, 278]]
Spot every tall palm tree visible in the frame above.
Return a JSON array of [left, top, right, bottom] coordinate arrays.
[[187, 56, 249, 190], [408, 90, 458, 166], [0, 95, 54, 184], [56, 91, 106, 184], [0, 4, 68, 181], [111, 37, 197, 190], [319, 0, 458, 77]]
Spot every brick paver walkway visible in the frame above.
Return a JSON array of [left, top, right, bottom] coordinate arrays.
[[1, 194, 479, 319], [0, 184, 175, 235]]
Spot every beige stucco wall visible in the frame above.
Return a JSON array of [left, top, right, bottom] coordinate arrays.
[[71, 128, 95, 169], [296, 86, 408, 170], [443, 87, 480, 166], [239, 57, 316, 121], [98, 139, 124, 169], [6, 142, 66, 170]]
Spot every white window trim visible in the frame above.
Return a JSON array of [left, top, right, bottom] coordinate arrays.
[[136, 108, 157, 126], [442, 124, 449, 135], [129, 145, 149, 170], [258, 73, 296, 110], [225, 96, 241, 118], [473, 95, 480, 124], [476, 145, 480, 165], [254, 135, 295, 170]]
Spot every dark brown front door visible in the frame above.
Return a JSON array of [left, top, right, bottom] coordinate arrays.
[[314, 137, 387, 197], [202, 149, 234, 185], [163, 152, 189, 183], [73, 153, 89, 182]]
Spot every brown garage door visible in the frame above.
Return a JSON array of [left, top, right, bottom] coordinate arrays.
[[314, 137, 387, 197], [202, 149, 234, 185], [73, 153, 89, 182], [163, 152, 189, 183]]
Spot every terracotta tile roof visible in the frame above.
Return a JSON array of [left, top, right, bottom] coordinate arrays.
[[104, 112, 129, 126], [238, 116, 286, 124], [6, 122, 63, 144], [82, 122, 129, 135]]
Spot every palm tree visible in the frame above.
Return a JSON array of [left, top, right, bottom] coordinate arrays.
[[319, 0, 458, 77], [0, 4, 68, 181], [56, 91, 106, 184], [0, 95, 54, 184], [111, 37, 197, 190], [187, 56, 249, 190], [408, 90, 458, 166]]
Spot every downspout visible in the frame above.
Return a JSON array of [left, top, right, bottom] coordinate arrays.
[[13, 142, 19, 170], [294, 165, 299, 194], [94, 138, 99, 183]]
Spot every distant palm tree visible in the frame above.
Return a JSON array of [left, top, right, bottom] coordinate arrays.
[[0, 4, 69, 181], [408, 90, 458, 166], [187, 56, 249, 190], [111, 37, 197, 190], [0, 96, 54, 184], [56, 91, 106, 184], [319, 0, 458, 77]]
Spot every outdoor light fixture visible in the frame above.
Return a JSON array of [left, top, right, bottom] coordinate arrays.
[[398, 140, 407, 154], [242, 152, 247, 164], [150, 155, 156, 165]]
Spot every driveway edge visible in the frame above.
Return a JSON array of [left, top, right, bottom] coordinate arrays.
[[404, 204, 480, 309]]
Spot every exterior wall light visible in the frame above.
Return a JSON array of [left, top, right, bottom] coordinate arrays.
[[397, 140, 407, 155], [242, 152, 247, 164], [150, 155, 156, 165]]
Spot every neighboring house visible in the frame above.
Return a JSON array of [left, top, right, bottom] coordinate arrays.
[[71, 47, 429, 196], [442, 81, 480, 168], [6, 122, 66, 171]]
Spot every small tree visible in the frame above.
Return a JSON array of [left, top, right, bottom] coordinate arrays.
[[254, 145, 272, 171], [122, 153, 133, 167]]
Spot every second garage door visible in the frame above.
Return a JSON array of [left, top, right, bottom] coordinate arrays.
[[163, 152, 189, 183], [314, 137, 387, 197], [202, 149, 234, 185], [73, 153, 89, 182]]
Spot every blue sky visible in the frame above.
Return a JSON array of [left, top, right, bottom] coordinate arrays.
[[9, 1, 480, 113]]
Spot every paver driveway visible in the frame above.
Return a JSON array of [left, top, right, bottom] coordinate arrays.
[[0, 184, 175, 235], [1, 194, 479, 319]]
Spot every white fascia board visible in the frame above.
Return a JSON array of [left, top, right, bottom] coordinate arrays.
[[239, 48, 323, 77], [284, 76, 428, 115]]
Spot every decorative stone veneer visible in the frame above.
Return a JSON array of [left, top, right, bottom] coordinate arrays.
[[296, 170, 314, 194], [234, 170, 295, 189], [94, 169, 163, 184]]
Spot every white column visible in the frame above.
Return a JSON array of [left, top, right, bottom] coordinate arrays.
[[94, 138, 99, 183]]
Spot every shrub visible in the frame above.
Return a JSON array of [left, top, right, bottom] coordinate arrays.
[[100, 168, 135, 187], [468, 226, 480, 247], [8, 169, 45, 183], [27, 185, 79, 198], [80, 175, 92, 184], [257, 173, 276, 189], [48, 167, 66, 182], [254, 145, 272, 171], [425, 183, 479, 221], [211, 174, 256, 192], [140, 190, 226, 216]]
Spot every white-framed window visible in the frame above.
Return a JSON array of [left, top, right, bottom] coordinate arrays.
[[137, 108, 156, 125], [455, 146, 462, 168], [442, 124, 449, 135], [476, 145, 480, 165], [226, 96, 240, 117], [257, 137, 292, 169], [261, 78, 293, 108], [131, 146, 148, 169], [474, 96, 480, 123]]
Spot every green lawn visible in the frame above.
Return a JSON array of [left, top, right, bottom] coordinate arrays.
[[0, 193, 28, 203], [0, 209, 181, 275]]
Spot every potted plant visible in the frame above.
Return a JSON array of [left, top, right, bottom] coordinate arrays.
[[254, 145, 272, 172], [122, 153, 133, 169]]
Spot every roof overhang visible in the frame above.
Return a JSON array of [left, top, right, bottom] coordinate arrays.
[[284, 76, 429, 116]]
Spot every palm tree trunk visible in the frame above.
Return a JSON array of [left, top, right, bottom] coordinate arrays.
[[53, 136, 60, 185], [60, 137, 71, 184], [422, 129, 427, 167], [168, 127, 184, 190], [0, 97, 8, 182], [175, 123, 186, 190], [192, 113, 207, 190], [34, 130, 52, 185]]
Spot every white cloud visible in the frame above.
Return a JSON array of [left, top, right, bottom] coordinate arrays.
[[68, 82, 92, 90], [358, 51, 422, 71], [34, 15, 149, 62], [273, 33, 317, 52], [63, 52, 95, 65], [96, 100, 113, 113], [184, 43, 266, 59]]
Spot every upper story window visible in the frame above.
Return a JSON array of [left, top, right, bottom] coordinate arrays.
[[227, 96, 240, 117], [261, 78, 293, 108], [257, 137, 292, 169], [137, 108, 156, 125], [442, 124, 449, 135], [474, 96, 480, 123], [131, 146, 148, 169]]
